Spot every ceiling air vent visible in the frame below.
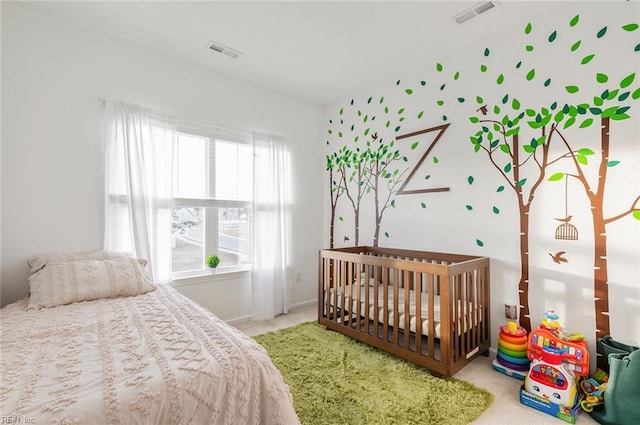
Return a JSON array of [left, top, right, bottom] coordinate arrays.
[[452, 1, 500, 24], [207, 41, 242, 59]]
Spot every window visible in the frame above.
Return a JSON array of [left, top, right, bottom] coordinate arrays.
[[172, 128, 252, 276]]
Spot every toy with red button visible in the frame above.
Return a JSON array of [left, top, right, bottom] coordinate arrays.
[[524, 328, 590, 406]]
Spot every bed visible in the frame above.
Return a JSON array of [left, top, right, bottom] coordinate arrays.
[[0, 251, 299, 425], [318, 246, 491, 377]]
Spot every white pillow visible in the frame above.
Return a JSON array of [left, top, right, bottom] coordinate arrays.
[[27, 258, 155, 309], [26, 250, 145, 275]]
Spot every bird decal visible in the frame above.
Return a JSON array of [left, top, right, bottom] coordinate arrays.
[[344, 235, 350, 242], [554, 215, 573, 223], [549, 251, 568, 264], [476, 105, 488, 116]]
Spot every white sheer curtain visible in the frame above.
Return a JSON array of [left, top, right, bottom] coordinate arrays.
[[251, 133, 292, 320], [104, 101, 177, 283]]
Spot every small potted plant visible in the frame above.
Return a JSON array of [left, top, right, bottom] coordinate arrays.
[[206, 255, 220, 269]]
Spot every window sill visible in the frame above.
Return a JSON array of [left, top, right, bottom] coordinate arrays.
[[171, 266, 251, 287]]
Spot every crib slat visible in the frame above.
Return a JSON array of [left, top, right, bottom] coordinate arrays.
[[428, 274, 435, 359], [403, 270, 410, 349], [393, 268, 399, 345], [356, 260, 361, 331], [415, 272, 422, 355], [382, 267, 389, 341]]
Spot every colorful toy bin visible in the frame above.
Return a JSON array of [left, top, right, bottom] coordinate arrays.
[[492, 321, 530, 379]]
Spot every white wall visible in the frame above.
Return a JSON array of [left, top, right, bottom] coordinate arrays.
[[0, 2, 324, 320], [322, 1, 640, 361]]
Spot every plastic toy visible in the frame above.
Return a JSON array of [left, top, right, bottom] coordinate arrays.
[[525, 328, 590, 406], [493, 321, 530, 379], [579, 368, 608, 412]]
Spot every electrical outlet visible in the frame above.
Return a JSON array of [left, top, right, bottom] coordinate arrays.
[[504, 303, 517, 320]]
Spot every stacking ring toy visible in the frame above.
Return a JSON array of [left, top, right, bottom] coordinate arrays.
[[498, 339, 528, 352], [498, 345, 528, 358]]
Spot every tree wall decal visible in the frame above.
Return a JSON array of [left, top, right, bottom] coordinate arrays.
[[547, 71, 640, 367]]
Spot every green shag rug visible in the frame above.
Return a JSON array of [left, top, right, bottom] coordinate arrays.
[[254, 322, 493, 425]]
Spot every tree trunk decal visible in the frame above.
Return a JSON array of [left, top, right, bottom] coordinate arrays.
[[552, 116, 640, 369]]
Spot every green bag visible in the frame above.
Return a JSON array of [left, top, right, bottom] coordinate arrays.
[[590, 337, 640, 425]]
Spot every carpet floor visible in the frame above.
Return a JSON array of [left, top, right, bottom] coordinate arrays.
[[254, 322, 494, 425]]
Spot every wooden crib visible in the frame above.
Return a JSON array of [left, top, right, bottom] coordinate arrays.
[[318, 246, 491, 377]]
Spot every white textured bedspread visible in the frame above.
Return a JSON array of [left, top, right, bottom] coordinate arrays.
[[0, 286, 299, 425]]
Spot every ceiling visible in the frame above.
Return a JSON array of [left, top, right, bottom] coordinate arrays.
[[33, 0, 623, 106]]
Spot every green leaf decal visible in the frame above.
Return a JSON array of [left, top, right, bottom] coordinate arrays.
[[596, 73, 609, 83], [492, 206, 500, 214], [548, 31, 557, 42], [466, 205, 473, 211], [476, 239, 484, 247], [597, 27, 607, 38], [424, 175, 431, 180], [566, 85, 580, 94], [458, 97, 465, 103], [497, 74, 505, 84], [339, 216, 344, 221], [420, 81, 426, 86], [497, 186, 505, 192], [395, 126, 401, 132], [437, 100, 444, 106], [480, 64, 487, 73], [622, 23, 639, 31], [620, 73, 635, 88], [390, 200, 396, 207], [405, 89, 413, 95], [581, 54, 595, 65], [579, 118, 594, 128], [440, 84, 446, 91], [468, 176, 475, 185], [421, 202, 427, 209], [633, 88, 640, 100], [418, 111, 424, 119], [570, 15, 579, 27], [548, 172, 565, 181], [526, 69, 535, 81], [525, 23, 532, 34], [476, 96, 484, 104], [606, 160, 620, 167], [636, 44, 640, 52], [571, 40, 581, 52], [433, 157, 439, 164], [385, 232, 389, 238], [517, 178, 527, 186], [526, 45, 534, 52], [578, 148, 594, 156], [504, 163, 512, 173], [436, 63, 443, 72], [544, 79, 551, 87], [516, 61, 522, 69], [484, 48, 490, 57], [367, 96, 372, 104], [512, 98, 521, 110], [454, 71, 460, 80]]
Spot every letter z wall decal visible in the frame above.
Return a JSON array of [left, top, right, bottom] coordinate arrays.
[[396, 123, 451, 195]]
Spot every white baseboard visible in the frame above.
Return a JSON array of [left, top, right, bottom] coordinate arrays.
[[225, 299, 316, 326]]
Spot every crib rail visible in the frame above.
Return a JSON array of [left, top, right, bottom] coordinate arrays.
[[318, 246, 491, 377]]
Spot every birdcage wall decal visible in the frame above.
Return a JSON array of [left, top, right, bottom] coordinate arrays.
[[555, 176, 579, 241], [556, 222, 578, 240]]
